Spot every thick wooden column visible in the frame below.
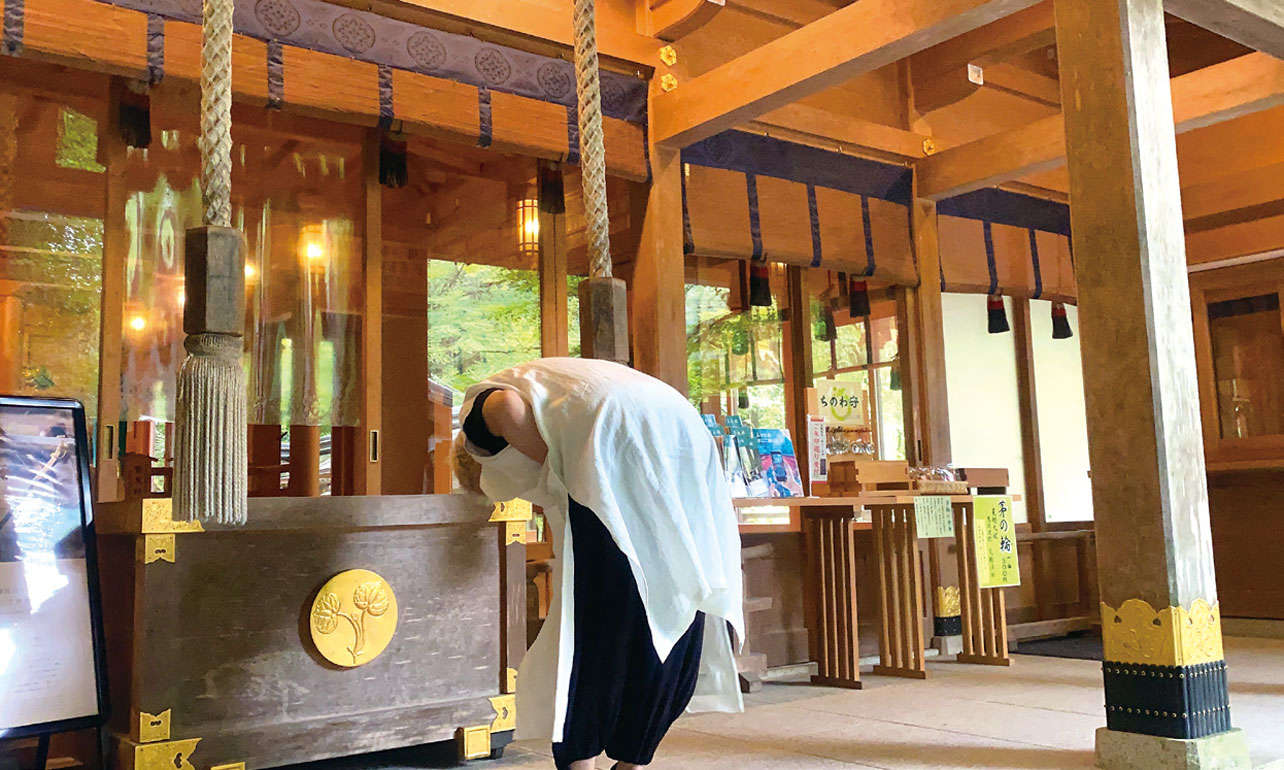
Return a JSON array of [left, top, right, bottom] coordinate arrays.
[[783, 266, 813, 489], [359, 132, 383, 495], [629, 142, 687, 392], [1055, 0, 1247, 764], [907, 196, 951, 467], [96, 81, 128, 503], [538, 161, 570, 358]]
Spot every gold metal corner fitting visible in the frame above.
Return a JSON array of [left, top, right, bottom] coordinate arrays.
[[490, 694, 516, 732], [1100, 598, 1225, 668], [922, 138, 938, 156], [136, 709, 171, 743], [137, 534, 176, 564], [504, 521, 525, 545], [141, 498, 205, 534], [659, 73, 679, 93], [489, 498, 533, 523], [211, 763, 246, 770], [505, 667, 518, 694], [119, 737, 201, 770], [458, 725, 491, 760], [658, 45, 678, 67], [935, 585, 961, 617]]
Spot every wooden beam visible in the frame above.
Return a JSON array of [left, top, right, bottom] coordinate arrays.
[[11, 0, 650, 182], [908, 196, 951, 466], [645, 0, 726, 41], [749, 102, 931, 160], [651, 0, 1042, 148], [908, 0, 1055, 112], [918, 51, 1284, 200], [1167, 0, 1284, 61]]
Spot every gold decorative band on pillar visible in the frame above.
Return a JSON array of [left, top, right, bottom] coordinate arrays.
[[933, 585, 962, 637], [1100, 599, 1231, 740]]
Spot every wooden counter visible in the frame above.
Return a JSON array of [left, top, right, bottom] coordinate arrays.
[[96, 494, 522, 770]]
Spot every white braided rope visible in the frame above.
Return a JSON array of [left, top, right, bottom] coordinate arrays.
[[200, 0, 234, 228], [572, 0, 612, 279]]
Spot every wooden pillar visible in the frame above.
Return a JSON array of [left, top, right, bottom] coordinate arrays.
[[96, 80, 128, 503], [359, 132, 383, 495], [0, 289, 20, 393], [907, 194, 951, 467], [1012, 300, 1056, 620], [1055, 0, 1245, 763], [538, 161, 570, 358], [784, 266, 813, 490], [629, 141, 687, 392]]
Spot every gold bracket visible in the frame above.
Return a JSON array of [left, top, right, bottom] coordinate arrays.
[[457, 725, 491, 760], [504, 521, 525, 546], [490, 694, 516, 732], [505, 667, 517, 694], [119, 737, 201, 770], [489, 498, 532, 523], [922, 138, 938, 156], [136, 709, 171, 743], [659, 73, 679, 93], [137, 534, 176, 564], [658, 45, 678, 67], [141, 498, 204, 534]]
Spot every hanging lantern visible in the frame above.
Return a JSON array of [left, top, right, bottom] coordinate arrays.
[[987, 294, 1010, 334], [379, 135, 408, 188], [748, 262, 772, 307], [516, 198, 540, 259], [1051, 301, 1073, 339], [848, 276, 871, 318]]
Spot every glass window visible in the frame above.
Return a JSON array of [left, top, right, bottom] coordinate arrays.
[[115, 92, 366, 497], [942, 293, 1027, 522], [685, 258, 787, 430], [809, 280, 904, 460], [1207, 293, 1284, 439], [0, 87, 104, 417], [1030, 299, 1093, 522]]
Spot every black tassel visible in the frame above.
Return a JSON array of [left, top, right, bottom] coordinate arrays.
[[889, 357, 902, 391], [748, 262, 772, 307], [987, 294, 1010, 334], [823, 301, 837, 341], [379, 136, 408, 188], [849, 277, 871, 318], [118, 86, 152, 149], [1052, 301, 1073, 339], [738, 389, 750, 410]]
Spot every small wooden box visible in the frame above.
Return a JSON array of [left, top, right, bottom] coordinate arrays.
[[954, 467, 1010, 490], [824, 457, 909, 496]]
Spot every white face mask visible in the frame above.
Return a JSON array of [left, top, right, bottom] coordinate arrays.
[[478, 445, 543, 503]]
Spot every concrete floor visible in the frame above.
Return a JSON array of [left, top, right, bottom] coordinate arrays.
[[487, 636, 1284, 769]]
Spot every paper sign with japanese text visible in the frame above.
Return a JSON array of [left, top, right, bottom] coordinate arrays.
[[807, 415, 827, 486], [973, 496, 1020, 588], [815, 380, 869, 427], [914, 496, 955, 539]]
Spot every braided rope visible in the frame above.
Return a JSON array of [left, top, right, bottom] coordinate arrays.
[[571, 0, 612, 279], [199, 0, 233, 227]]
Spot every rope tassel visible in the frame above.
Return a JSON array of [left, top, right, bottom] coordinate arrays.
[[987, 294, 1010, 334], [174, 334, 247, 525], [1051, 301, 1073, 339]]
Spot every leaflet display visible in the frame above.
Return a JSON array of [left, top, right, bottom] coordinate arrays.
[[0, 397, 108, 737]]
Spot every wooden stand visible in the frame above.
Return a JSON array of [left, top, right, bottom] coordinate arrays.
[[869, 502, 927, 679], [801, 505, 862, 689], [953, 501, 1011, 666]]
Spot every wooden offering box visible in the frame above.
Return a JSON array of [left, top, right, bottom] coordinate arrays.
[[96, 495, 524, 770]]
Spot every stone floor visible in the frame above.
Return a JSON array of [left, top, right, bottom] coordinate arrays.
[[487, 636, 1284, 769]]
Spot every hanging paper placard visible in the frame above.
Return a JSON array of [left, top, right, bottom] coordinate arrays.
[[816, 380, 868, 427], [807, 415, 827, 487], [973, 496, 1020, 588], [914, 496, 954, 539]]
